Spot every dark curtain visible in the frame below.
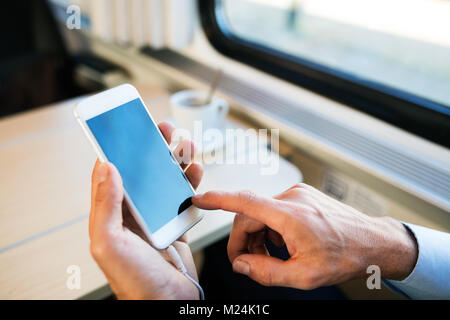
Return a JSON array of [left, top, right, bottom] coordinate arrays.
[[0, 0, 84, 117]]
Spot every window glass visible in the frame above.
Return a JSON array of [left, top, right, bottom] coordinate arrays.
[[222, 0, 450, 107]]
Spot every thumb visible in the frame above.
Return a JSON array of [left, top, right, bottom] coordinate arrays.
[[232, 254, 290, 287], [91, 162, 124, 235]]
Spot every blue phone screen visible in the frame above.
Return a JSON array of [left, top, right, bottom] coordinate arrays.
[[87, 98, 194, 233]]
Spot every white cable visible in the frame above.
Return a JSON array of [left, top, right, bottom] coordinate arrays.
[[166, 245, 205, 300]]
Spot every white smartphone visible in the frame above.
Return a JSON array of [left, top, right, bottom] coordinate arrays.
[[74, 84, 202, 249]]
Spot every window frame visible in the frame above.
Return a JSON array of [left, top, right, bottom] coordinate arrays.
[[199, 0, 450, 147]]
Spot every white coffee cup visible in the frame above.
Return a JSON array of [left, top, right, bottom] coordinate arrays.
[[170, 89, 229, 134]]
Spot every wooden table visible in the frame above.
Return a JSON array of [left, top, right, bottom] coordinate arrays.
[[0, 87, 302, 299]]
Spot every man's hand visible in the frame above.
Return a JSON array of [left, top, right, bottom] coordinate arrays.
[[193, 184, 418, 290], [89, 122, 203, 300]]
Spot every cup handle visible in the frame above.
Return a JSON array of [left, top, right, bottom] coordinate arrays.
[[215, 99, 229, 120]]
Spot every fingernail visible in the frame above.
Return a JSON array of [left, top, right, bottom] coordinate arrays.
[[97, 163, 109, 183], [233, 260, 250, 276]]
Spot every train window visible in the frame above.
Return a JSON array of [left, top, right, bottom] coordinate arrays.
[[200, 0, 450, 146]]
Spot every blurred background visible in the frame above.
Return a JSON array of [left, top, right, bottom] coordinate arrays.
[[2, 0, 449, 116]]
